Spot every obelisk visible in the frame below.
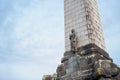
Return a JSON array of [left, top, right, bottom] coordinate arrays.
[[64, 0, 106, 51]]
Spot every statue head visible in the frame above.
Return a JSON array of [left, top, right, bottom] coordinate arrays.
[[71, 29, 75, 33]]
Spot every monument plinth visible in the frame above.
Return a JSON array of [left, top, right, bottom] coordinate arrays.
[[43, 0, 120, 80]]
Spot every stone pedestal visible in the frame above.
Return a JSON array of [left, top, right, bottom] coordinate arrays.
[[43, 44, 120, 80]]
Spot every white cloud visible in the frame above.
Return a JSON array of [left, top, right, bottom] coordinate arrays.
[[0, 0, 64, 80]]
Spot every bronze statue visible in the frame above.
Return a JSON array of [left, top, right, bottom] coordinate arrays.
[[69, 29, 77, 52]]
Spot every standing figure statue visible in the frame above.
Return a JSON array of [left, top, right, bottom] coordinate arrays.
[[69, 29, 77, 52]]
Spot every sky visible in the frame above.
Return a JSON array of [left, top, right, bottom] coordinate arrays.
[[0, 0, 120, 80]]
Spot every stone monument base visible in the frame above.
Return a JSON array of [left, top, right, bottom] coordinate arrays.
[[43, 44, 120, 80]]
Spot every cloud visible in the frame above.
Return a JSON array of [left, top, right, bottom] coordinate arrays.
[[0, 62, 50, 80], [0, 0, 64, 80]]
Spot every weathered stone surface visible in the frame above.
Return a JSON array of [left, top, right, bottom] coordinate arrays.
[[66, 55, 80, 74], [56, 64, 66, 77], [77, 44, 112, 61], [42, 44, 120, 80], [42, 75, 52, 80]]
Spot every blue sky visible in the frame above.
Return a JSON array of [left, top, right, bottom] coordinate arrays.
[[0, 0, 120, 80]]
